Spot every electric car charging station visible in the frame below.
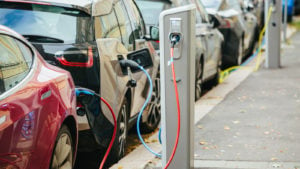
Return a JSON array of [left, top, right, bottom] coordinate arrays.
[[2, 0, 300, 168], [160, 5, 196, 169]]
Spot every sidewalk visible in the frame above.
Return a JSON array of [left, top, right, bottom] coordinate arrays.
[[110, 29, 299, 169], [192, 32, 300, 168]]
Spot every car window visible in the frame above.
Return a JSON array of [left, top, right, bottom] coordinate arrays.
[[226, 0, 242, 11], [123, 0, 146, 43], [201, 0, 222, 10], [192, 0, 210, 23], [94, 7, 122, 41], [0, 34, 33, 94], [135, 0, 171, 26], [0, 2, 93, 44], [114, 0, 135, 51]]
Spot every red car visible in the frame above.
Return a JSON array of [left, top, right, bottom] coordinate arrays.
[[0, 25, 78, 169]]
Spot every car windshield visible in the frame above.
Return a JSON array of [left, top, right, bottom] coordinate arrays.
[[136, 1, 170, 25], [201, 0, 222, 10], [0, 2, 92, 44]]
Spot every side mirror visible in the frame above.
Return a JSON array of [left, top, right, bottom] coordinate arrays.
[[120, 48, 153, 75], [247, 3, 254, 11], [209, 14, 221, 29], [149, 26, 159, 41]]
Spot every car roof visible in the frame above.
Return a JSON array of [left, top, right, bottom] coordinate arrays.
[[0, 25, 24, 39], [1, 0, 93, 14]]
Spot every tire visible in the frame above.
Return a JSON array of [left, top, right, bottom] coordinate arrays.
[[211, 59, 222, 86], [108, 98, 129, 163], [195, 60, 203, 101], [236, 39, 243, 66], [287, 15, 293, 22], [50, 125, 74, 169], [141, 74, 161, 133]]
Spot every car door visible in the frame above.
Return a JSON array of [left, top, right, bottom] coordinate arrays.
[[193, 0, 219, 79], [0, 33, 49, 168], [122, 0, 157, 116]]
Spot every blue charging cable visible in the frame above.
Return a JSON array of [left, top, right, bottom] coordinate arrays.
[[136, 65, 162, 158]]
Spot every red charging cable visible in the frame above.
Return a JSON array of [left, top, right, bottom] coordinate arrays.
[[164, 47, 181, 169], [99, 97, 117, 169]]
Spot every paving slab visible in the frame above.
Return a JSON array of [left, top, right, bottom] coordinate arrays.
[[194, 32, 300, 164]]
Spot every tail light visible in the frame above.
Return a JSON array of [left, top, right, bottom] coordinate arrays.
[[56, 47, 94, 68], [219, 19, 233, 28]]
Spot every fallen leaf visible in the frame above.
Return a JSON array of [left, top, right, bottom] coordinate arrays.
[[271, 157, 278, 161], [118, 166, 123, 169], [197, 125, 204, 129], [199, 141, 208, 145], [202, 146, 210, 150], [224, 126, 231, 130], [232, 120, 240, 124]]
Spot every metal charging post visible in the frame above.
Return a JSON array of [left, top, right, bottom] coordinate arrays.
[[265, 0, 282, 68], [160, 5, 196, 169]]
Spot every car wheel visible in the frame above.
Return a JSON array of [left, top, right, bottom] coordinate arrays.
[[109, 98, 128, 162], [211, 59, 222, 86], [195, 60, 203, 101], [50, 125, 74, 169], [141, 74, 161, 133], [236, 39, 243, 66]]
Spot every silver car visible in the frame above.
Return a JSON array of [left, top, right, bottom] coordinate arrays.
[[136, 0, 224, 100]]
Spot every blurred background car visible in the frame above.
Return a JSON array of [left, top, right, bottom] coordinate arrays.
[[201, 0, 259, 68], [135, 0, 172, 50], [242, 0, 264, 30], [294, 0, 300, 14], [0, 25, 77, 169], [136, 0, 224, 100], [282, 0, 295, 22], [0, 0, 160, 165]]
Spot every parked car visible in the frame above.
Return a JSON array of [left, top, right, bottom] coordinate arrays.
[[282, 0, 295, 22], [136, 0, 172, 50], [0, 0, 160, 163], [242, 0, 264, 30], [0, 25, 77, 169], [201, 0, 259, 67], [294, 0, 300, 14], [136, 0, 224, 100]]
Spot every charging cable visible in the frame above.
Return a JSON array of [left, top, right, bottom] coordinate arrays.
[[75, 88, 117, 169], [119, 60, 162, 158], [162, 46, 181, 169]]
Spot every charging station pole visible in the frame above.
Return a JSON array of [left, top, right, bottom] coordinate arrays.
[[160, 5, 196, 169], [265, 0, 282, 68]]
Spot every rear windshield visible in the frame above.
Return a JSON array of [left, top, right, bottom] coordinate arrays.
[[136, 0, 171, 26], [201, 0, 222, 10], [0, 2, 93, 44]]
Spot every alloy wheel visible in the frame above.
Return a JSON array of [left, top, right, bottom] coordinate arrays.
[[51, 130, 73, 169], [147, 77, 161, 129], [237, 40, 243, 65], [118, 104, 128, 157]]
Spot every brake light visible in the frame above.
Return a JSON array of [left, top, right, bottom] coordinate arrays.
[[3, 0, 51, 5], [220, 19, 232, 28], [56, 47, 94, 68], [155, 40, 160, 43]]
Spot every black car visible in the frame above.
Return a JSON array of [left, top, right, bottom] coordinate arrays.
[[0, 0, 160, 164]]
